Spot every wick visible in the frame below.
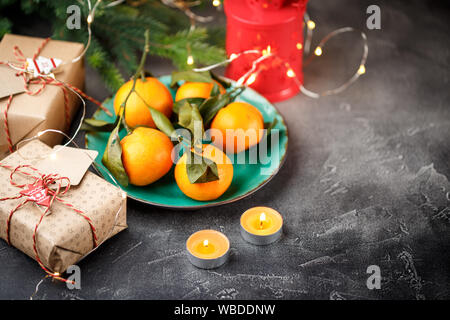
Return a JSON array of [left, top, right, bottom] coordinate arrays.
[[203, 239, 209, 247]]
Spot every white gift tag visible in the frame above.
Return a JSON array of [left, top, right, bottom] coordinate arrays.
[[26, 56, 62, 78], [34, 145, 98, 186], [0, 68, 25, 99]]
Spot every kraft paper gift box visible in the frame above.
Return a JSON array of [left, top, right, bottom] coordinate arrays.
[[0, 34, 85, 160], [0, 140, 127, 273]]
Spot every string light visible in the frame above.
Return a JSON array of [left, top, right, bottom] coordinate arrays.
[[286, 68, 296, 78], [68, 0, 126, 65], [187, 55, 194, 65], [191, 21, 368, 99], [161, 0, 213, 23], [307, 20, 316, 30], [262, 45, 272, 57], [49, 153, 57, 160], [87, 14, 93, 24], [212, 0, 221, 7], [314, 46, 323, 56], [246, 73, 257, 85], [358, 65, 366, 75]]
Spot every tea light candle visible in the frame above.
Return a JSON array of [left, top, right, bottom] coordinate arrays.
[[240, 207, 283, 245], [186, 230, 230, 269]]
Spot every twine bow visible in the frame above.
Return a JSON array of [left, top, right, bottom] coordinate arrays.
[[0, 162, 98, 284], [0, 37, 111, 154]]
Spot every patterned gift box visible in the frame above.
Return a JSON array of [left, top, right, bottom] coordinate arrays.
[[0, 140, 127, 274]]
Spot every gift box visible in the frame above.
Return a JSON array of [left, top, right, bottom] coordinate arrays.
[[0, 140, 127, 274], [0, 34, 85, 160]]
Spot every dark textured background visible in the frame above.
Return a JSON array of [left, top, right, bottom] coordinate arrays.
[[1, 0, 449, 300]]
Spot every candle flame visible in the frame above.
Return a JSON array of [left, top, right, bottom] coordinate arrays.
[[259, 212, 266, 228], [203, 239, 209, 247]]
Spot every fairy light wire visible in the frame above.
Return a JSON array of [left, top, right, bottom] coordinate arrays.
[[15, 80, 87, 160], [303, 12, 314, 55], [192, 49, 260, 72], [300, 26, 368, 98], [191, 12, 368, 99], [236, 52, 274, 86], [65, 0, 125, 65]]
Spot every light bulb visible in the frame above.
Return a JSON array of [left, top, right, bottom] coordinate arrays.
[[296, 43, 303, 50], [307, 20, 316, 30], [358, 65, 366, 75], [286, 68, 296, 78], [212, 0, 221, 7], [49, 153, 57, 160], [262, 45, 271, 57], [314, 47, 322, 56], [246, 73, 257, 85], [229, 53, 238, 60], [187, 55, 194, 65], [87, 15, 93, 24]]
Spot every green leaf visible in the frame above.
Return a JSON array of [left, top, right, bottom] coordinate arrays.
[[264, 118, 278, 137], [210, 82, 221, 97], [228, 86, 246, 102], [199, 87, 246, 127], [148, 107, 177, 138], [211, 72, 232, 89], [102, 118, 129, 187], [170, 70, 212, 87], [173, 97, 205, 114], [186, 150, 219, 184], [178, 101, 204, 143], [81, 118, 119, 132], [198, 96, 225, 126]]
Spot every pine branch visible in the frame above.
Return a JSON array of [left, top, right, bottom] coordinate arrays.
[[0, 0, 227, 92]]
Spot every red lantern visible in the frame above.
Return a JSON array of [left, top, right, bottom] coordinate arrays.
[[224, 0, 308, 102]]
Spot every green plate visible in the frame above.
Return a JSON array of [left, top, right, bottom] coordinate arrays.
[[85, 75, 288, 209]]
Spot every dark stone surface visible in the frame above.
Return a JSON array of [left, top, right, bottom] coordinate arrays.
[[1, 0, 449, 300]]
